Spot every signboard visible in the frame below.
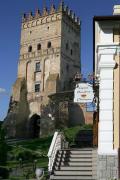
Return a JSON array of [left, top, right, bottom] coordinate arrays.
[[74, 83, 94, 103]]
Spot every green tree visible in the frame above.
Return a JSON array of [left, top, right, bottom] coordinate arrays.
[[0, 123, 8, 165], [0, 123, 9, 179]]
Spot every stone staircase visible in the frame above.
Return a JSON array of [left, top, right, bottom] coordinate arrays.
[[50, 148, 97, 180]]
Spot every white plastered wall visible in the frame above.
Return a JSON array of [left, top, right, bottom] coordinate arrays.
[[96, 24, 119, 155]]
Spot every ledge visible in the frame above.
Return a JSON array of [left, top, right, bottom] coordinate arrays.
[[97, 43, 120, 55]]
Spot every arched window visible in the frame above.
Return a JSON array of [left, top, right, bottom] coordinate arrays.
[[47, 41, 51, 48], [28, 45, 32, 52], [37, 43, 41, 50]]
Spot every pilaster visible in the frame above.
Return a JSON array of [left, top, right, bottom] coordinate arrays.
[[97, 44, 119, 180], [97, 44, 117, 155]]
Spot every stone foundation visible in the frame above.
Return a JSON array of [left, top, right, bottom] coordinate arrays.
[[97, 154, 118, 180]]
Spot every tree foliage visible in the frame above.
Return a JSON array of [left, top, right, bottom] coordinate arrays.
[[0, 123, 8, 165]]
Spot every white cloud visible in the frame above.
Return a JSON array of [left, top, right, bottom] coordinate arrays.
[[0, 88, 6, 94]]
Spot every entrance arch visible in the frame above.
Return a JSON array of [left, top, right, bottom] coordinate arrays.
[[29, 114, 40, 138]]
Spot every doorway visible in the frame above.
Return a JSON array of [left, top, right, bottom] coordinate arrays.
[[29, 114, 40, 138]]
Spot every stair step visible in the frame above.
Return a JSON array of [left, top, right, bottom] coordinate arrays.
[[54, 170, 92, 176], [50, 148, 97, 180], [56, 157, 92, 162], [55, 161, 92, 166], [50, 175, 94, 180], [57, 154, 92, 158], [59, 150, 92, 154], [61, 148, 93, 151], [56, 166, 92, 171]]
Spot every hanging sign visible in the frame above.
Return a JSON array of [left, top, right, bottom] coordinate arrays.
[[74, 83, 94, 103]]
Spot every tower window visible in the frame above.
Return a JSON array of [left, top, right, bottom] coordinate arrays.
[[35, 84, 40, 92], [66, 43, 69, 50], [28, 45, 32, 52], [35, 62, 41, 72], [71, 49, 73, 56], [37, 43, 41, 50], [47, 41, 51, 48]]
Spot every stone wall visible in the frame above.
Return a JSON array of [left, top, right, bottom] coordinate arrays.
[[3, 79, 30, 138], [97, 154, 118, 180]]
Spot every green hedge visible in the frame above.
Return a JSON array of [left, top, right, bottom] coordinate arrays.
[[0, 167, 9, 179], [63, 124, 93, 145]]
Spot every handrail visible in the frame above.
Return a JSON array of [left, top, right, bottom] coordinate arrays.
[[47, 131, 67, 173], [48, 132, 59, 157]]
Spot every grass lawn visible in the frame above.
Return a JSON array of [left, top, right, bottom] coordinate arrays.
[[3, 125, 92, 179], [5, 136, 53, 179]]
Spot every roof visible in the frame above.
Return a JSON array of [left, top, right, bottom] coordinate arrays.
[[93, 15, 120, 22]]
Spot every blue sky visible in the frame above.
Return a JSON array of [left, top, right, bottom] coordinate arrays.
[[0, 0, 119, 120]]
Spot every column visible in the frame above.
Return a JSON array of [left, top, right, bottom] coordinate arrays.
[[97, 44, 117, 155]]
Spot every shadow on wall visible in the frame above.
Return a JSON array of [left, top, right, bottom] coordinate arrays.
[[69, 103, 85, 127], [3, 78, 31, 139], [39, 103, 56, 137], [16, 79, 30, 138]]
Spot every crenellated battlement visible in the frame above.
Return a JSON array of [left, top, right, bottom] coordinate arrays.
[[22, 1, 80, 26]]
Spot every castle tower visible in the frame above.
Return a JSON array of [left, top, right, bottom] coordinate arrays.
[[4, 1, 81, 138]]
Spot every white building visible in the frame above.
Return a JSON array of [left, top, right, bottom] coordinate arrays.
[[94, 5, 120, 180]]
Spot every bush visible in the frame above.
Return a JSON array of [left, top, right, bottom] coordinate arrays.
[[63, 124, 93, 145], [80, 124, 93, 130], [0, 141, 8, 165], [0, 167, 9, 179], [13, 147, 35, 161], [17, 150, 32, 161], [0, 126, 8, 165], [63, 126, 81, 144]]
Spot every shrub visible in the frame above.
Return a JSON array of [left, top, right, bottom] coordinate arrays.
[[14, 148, 35, 161], [63, 126, 81, 144], [63, 124, 93, 145], [0, 167, 9, 179], [0, 126, 8, 165], [80, 124, 93, 130]]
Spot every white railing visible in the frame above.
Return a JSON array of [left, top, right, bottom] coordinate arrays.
[[47, 131, 67, 173]]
